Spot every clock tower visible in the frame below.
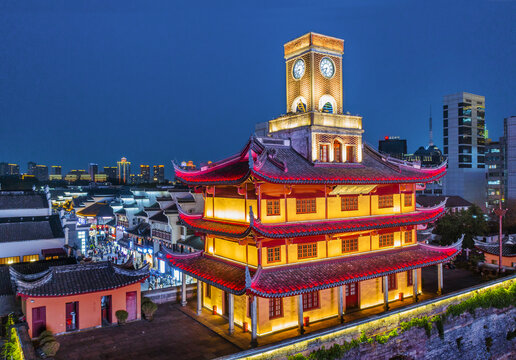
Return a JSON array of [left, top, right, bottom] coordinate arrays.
[[285, 33, 344, 114], [257, 32, 363, 164]]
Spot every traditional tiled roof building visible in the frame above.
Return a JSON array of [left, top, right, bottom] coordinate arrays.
[[16, 261, 149, 337], [164, 33, 460, 345]]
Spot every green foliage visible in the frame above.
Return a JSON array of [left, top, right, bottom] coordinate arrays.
[[1, 314, 23, 360], [141, 296, 152, 305], [41, 340, 60, 357], [39, 333, 56, 346], [288, 280, 516, 360], [447, 281, 516, 317], [142, 300, 158, 321], [432, 315, 444, 339], [399, 316, 432, 337], [433, 205, 488, 248], [115, 309, 129, 324]]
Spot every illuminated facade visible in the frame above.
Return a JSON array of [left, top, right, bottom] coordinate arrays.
[[164, 33, 460, 344], [117, 157, 131, 184]]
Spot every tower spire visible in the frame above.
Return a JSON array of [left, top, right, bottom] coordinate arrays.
[[429, 105, 433, 147]]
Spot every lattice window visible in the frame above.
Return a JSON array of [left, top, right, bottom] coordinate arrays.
[[382, 273, 398, 292], [378, 195, 394, 208], [379, 233, 394, 248], [302, 291, 319, 311], [296, 199, 316, 214], [22, 254, 39, 262], [404, 231, 413, 244], [269, 298, 283, 319], [404, 193, 412, 207], [298, 243, 317, 259], [267, 247, 281, 263], [334, 140, 342, 162], [341, 195, 359, 211], [342, 238, 358, 253], [320, 144, 329, 162], [407, 270, 413, 286], [266, 200, 281, 216]]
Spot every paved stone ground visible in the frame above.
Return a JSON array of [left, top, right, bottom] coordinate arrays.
[[55, 303, 239, 360], [422, 265, 485, 294]]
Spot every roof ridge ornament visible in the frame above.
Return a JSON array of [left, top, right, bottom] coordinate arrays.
[[248, 149, 254, 169], [421, 234, 464, 251], [245, 265, 253, 289]]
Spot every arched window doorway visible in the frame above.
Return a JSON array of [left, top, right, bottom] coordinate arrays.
[[346, 146, 355, 163], [322, 102, 333, 114], [291, 96, 308, 113], [297, 100, 307, 113], [333, 140, 342, 162]]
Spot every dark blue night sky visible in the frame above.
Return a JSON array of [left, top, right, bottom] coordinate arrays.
[[1, 0, 515, 178]]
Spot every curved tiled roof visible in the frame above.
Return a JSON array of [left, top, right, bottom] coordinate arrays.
[[179, 206, 445, 239], [249, 244, 459, 298], [475, 241, 516, 257], [159, 248, 253, 295], [174, 138, 446, 186], [16, 261, 149, 297], [162, 243, 460, 298], [0, 215, 64, 243]]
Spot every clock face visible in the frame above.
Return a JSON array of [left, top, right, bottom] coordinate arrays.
[[292, 59, 305, 80], [320, 57, 335, 78]]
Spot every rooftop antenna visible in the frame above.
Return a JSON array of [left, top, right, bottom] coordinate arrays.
[[429, 105, 434, 147]]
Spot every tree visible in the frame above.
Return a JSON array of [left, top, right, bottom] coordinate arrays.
[[433, 205, 488, 248]]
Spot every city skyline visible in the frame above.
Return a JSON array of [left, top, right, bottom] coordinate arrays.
[[1, 1, 515, 172]]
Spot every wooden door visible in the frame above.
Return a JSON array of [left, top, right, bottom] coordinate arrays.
[[32, 306, 46, 337], [345, 282, 359, 309], [346, 146, 354, 163], [66, 302, 79, 331], [126, 291, 137, 321], [101, 295, 112, 324], [223, 292, 229, 316]]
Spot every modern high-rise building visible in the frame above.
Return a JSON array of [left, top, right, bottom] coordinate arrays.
[[34, 165, 49, 182], [88, 163, 98, 181], [103, 167, 117, 182], [140, 165, 150, 183], [1, 163, 21, 176], [504, 116, 516, 214], [7, 164, 19, 176], [442, 92, 487, 208], [27, 161, 37, 176], [117, 157, 131, 184], [0, 163, 8, 176], [378, 137, 407, 159], [485, 138, 505, 210], [153, 165, 165, 183], [51, 166, 62, 175]]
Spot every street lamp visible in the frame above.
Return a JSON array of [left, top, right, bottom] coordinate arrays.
[[493, 201, 508, 274]]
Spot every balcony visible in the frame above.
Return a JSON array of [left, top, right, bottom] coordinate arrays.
[[269, 112, 362, 133]]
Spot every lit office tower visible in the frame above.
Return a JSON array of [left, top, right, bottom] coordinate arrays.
[[140, 165, 150, 182], [153, 165, 165, 183], [103, 166, 117, 182], [88, 163, 98, 181], [505, 116, 516, 212], [51, 166, 62, 175], [117, 157, 131, 184], [442, 92, 487, 208], [34, 165, 49, 181], [485, 138, 505, 210], [27, 161, 36, 175], [8, 164, 19, 175]]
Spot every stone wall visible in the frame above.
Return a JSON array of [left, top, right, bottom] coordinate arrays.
[[320, 307, 516, 360], [219, 275, 516, 360], [142, 284, 196, 304]]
